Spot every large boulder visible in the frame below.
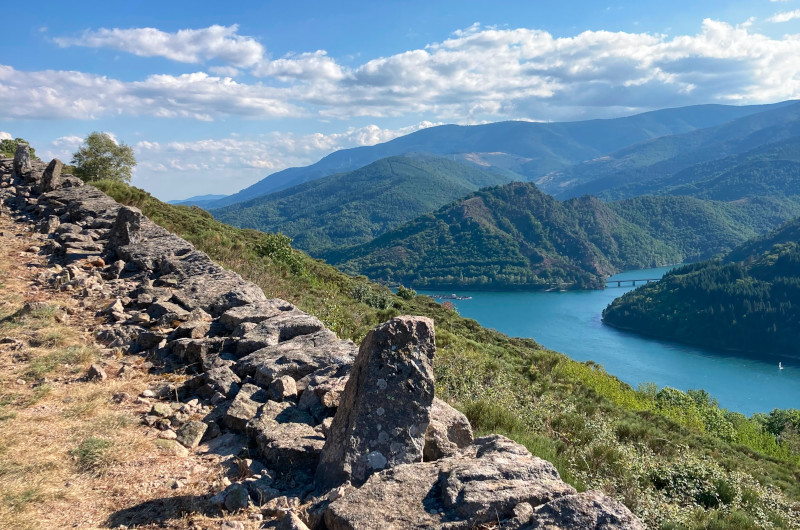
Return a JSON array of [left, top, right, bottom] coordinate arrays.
[[423, 397, 474, 461], [39, 158, 64, 193], [13, 143, 31, 178], [234, 311, 326, 356], [324, 435, 581, 529], [219, 299, 296, 330], [315, 316, 436, 490]]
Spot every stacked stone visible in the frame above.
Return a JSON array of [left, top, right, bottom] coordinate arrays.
[[0, 150, 644, 529]]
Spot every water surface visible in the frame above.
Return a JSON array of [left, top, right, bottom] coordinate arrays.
[[421, 266, 799, 415]]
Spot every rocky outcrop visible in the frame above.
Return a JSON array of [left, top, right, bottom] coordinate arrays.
[[0, 152, 644, 529]]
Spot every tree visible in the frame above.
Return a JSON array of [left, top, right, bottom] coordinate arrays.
[[72, 132, 136, 183]]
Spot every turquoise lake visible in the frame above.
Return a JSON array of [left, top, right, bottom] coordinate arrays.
[[421, 266, 799, 415]]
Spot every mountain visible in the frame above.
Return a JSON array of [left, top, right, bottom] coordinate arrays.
[[601, 135, 800, 201], [328, 182, 800, 290], [208, 102, 785, 208], [602, 217, 800, 357], [211, 154, 514, 255], [169, 194, 229, 207], [546, 101, 800, 199]]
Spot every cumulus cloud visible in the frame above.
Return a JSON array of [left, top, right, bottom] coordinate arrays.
[[55, 25, 264, 67], [0, 131, 12, 140], [768, 9, 800, 22], [6, 19, 800, 124]]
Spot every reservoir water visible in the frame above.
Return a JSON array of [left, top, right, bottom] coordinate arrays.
[[421, 266, 799, 415]]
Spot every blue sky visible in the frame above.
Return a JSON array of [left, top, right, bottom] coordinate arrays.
[[2, 1, 800, 200]]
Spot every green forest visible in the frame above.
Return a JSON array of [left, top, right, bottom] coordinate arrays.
[[603, 218, 800, 356], [329, 182, 800, 290]]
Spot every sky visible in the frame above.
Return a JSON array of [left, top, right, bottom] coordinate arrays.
[[2, 1, 800, 201]]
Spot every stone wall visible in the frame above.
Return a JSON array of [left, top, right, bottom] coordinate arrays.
[[0, 150, 644, 529]]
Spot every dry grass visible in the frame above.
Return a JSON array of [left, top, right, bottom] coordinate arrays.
[[0, 213, 260, 529]]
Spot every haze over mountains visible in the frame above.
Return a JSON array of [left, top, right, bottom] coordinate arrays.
[[199, 101, 789, 209]]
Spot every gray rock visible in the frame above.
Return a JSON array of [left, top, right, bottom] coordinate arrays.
[[224, 483, 250, 511], [526, 490, 645, 529], [147, 301, 189, 320], [247, 403, 322, 474], [40, 215, 60, 234], [424, 398, 473, 461], [219, 299, 296, 330], [316, 316, 436, 490], [176, 420, 208, 449], [249, 476, 281, 506], [235, 311, 326, 356], [108, 206, 144, 248], [191, 366, 241, 398], [224, 383, 264, 432], [150, 402, 173, 418], [325, 435, 580, 530], [40, 159, 63, 192], [268, 375, 298, 402], [276, 512, 311, 530], [235, 329, 352, 379], [13, 144, 31, 177]]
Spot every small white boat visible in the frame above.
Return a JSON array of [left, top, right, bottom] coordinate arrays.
[[779, 362, 784, 370]]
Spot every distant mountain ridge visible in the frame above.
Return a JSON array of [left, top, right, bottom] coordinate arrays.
[[546, 101, 800, 199], [205, 102, 787, 208], [210, 154, 514, 255]]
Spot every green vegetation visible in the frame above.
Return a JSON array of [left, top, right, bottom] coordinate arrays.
[[95, 179, 800, 528], [603, 217, 800, 357], [328, 182, 800, 290], [72, 132, 136, 184], [211, 154, 513, 255], [69, 437, 115, 476]]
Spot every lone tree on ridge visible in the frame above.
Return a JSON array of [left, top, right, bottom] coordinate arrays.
[[72, 132, 136, 183]]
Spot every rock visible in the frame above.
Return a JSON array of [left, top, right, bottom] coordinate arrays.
[[40, 215, 60, 234], [276, 512, 311, 530], [176, 420, 208, 449], [268, 375, 298, 402], [526, 490, 645, 529], [249, 476, 281, 506], [150, 402, 173, 418], [169, 319, 211, 340], [147, 301, 189, 320], [103, 299, 124, 315], [108, 206, 143, 249], [235, 329, 354, 380], [224, 383, 265, 432], [235, 311, 327, 356], [13, 143, 31, 177], [325, 435, 579, 529], [190, 366, 241, 398], [154, 438, 189, 457], [219, 299, 296, 330], [247, 404, 323, 474], [423, 398, 473, 461], [224, 483, 250, 512], [87, 363, 107, 381], [316, 316, 436, 490], [40, 159, 63, 192], [158, 430, 177, 440]]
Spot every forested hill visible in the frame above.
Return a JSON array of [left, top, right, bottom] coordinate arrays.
[[327, 182, 800, 290], [602, 217, 800, 357], [211, 154, 513, 255]]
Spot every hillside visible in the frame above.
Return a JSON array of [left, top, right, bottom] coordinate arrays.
[[602, 218, 800, 357], [546, 101, 800, 199], [207, 102, 783, 208], [329, 182, 800, 290], [211, 154, 513, 255]]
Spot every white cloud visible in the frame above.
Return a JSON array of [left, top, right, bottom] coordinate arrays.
[[0, 131, 12, 140], [6, 19, 800, 124], [768, 9, 800, 22], [55, 25, 264, 67], [208, 65, 241, 77]]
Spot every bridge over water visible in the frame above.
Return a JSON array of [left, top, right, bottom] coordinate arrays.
[[605, 278, 660, 287]]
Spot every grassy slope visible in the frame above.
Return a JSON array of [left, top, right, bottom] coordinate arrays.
[[94, 180, 800, 529], [211, 155, 513, 256]]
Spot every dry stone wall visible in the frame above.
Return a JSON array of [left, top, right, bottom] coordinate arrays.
[[0, 151, 644, 529]]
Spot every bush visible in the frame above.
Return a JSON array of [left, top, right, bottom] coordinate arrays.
[[397, 285, 417, 300]]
